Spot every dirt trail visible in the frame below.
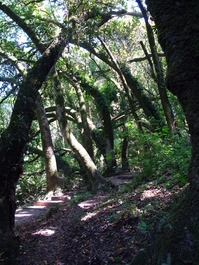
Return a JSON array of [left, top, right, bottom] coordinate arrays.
[[16, 188, 140, 265], [15, 171, 181, 265], [15, 172, 134, 227]]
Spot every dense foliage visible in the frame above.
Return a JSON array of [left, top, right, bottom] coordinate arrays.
[[1, 1, 198, 264], [0, 0, 190, 204]]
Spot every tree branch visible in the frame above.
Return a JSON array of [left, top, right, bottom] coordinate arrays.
[[0, 1, 46, 53], [0, 77, 17, 83], [0, 49, 27, 75], [128, 52, 165, 63], [0, 85, 18, 104]]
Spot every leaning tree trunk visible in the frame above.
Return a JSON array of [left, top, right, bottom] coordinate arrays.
[[121, 65, 163, 130], [51, 70, 107, 191], [36, 93, 60, 192], [65, 74, 94, 160], [81, 80, 117, 174], [146, 0, 199, 263], [0, 33, 67, 262], [137, 0, 176, 134], [79, 41, 163, 130], [64, 67, 117, 172]]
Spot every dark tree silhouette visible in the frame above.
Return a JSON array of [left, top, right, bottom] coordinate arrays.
[[0, 32, 67, 262], [146, 0, 199, 263]]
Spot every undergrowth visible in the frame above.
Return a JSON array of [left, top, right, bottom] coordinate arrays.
[[127, 124, 191, 186], [16, 122, 191, 220]]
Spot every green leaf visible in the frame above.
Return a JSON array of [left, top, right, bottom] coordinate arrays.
[[106, 154, 112, 161], [139, 220, 147, 229], [180, 177, 187, 185]]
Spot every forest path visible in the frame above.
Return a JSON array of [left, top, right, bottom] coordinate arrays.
[[15, 172, 134, 227], [15, 171, 182, 265]]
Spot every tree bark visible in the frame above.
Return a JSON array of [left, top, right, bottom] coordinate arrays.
[[59, 70, 115, 170], [28, 146, 73, 180], [120, 64, 163, 130], [137, 0, 175, 134], [0, 32, 67, 261], [80, 78, 117, 174], [99, 37, 143, 132], [36, 93, 59, 192], [122, 123, 130, 172], [0, 42, 61, 193], [64, 74, 94, 160], [146, 0, 199, 192], [51, 70, 107, 191], [145, 0, 199, 263], [45, 104, 108, 165]]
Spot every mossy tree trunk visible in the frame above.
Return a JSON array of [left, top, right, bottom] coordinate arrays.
[[80, 79, 117, 174], [52, 70, 107, 191], [65, 74, 94, 160], [146, 0, 199, 263], [36, 94, 60, 192], [79, 41, 163, 130], [121, 66, 163, 130], [137, 0, 175, 134], [146, 0, 199, 194], [64, 69, 117, 173], [0, 31, 67, 262]]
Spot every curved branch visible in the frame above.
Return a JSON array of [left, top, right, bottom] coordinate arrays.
[[0, 1, 45, 53]]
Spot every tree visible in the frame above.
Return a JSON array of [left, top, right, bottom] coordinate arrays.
[[121, 122, 130, 172], [79, 75, 117, 173], [35, 93, 60, 192], [0, 0, 112, 188], [0, 0, 192, 262], [137, 0, 176, 134], [145, 0, 199, 263], [0, 3, 68, 260], [51, 70, 108, 191], [79, 40, 164, 130], [63, 70, 95, 160], [0, 47, 60, 193]]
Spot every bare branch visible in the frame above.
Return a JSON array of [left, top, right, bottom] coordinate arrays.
[[25, 0, 45, 6], [0, 49, 27, 75], [0, 77, 17, 83], [0, 85, 18, 104], [128, 52, 165, 63], [110, 9, 142, 18]]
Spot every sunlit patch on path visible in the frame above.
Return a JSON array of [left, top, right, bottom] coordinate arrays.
[[32, 228, 56, 236]]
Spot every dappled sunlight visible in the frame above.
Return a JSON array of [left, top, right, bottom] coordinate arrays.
[[16, 179, 189, 265], [16, 206, 46, 211], [78, 195, 107, 209], [141, 183, 189, 201], [16, 213, 33, 218], [78, 200, 97, 209], [15, 206, 47, 225], [81, 212, 97, 221], [141, 188, 163, 200], [32, 228, 56, 237]]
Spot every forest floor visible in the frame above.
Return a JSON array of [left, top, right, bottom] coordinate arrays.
[[15, 172, 187, 265]]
